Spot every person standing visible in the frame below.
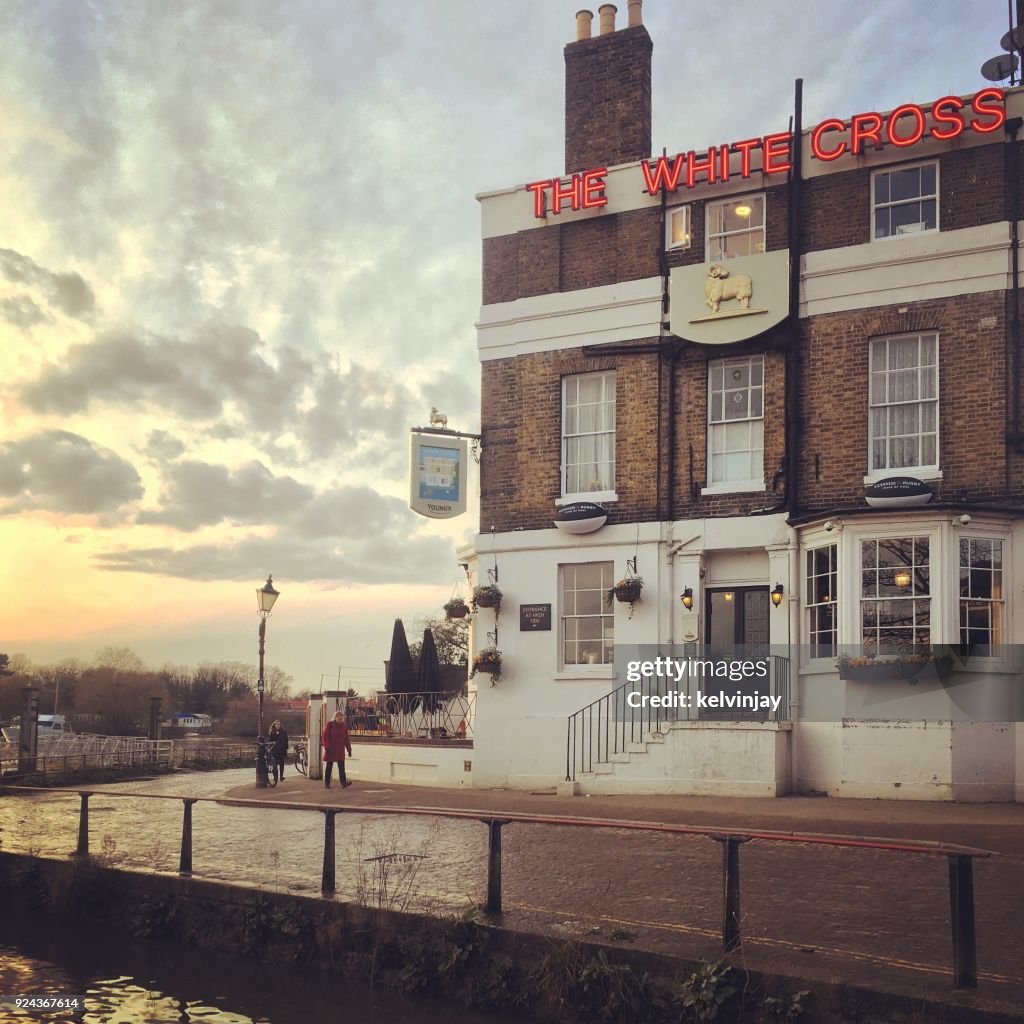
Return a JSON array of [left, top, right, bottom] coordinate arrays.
[[268, 720, 289, 782], [321, 709, 353, 788]]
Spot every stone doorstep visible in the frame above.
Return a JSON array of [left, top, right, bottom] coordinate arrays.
[[1, 854, 1019, 1024]]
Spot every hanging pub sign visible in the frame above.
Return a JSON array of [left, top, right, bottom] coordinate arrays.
[[410, 433, 468, 519]]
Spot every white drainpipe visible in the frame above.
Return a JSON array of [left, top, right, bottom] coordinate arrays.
[[787, 524, 800, 793]]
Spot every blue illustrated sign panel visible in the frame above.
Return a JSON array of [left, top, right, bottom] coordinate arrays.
[[419, 445, 461, 502]]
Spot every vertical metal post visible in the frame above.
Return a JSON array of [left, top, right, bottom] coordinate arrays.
[[485, 819, 507, 914], [321, 810, 337, 894], [714, 834, 747, 951], [179, 799, 196, 876], [948, 854, 978, 988], [255, 617, 269, 787], [75, 792, 90, 857]]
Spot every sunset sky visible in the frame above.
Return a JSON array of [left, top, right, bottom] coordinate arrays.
[[0, 0, 1010, 693]]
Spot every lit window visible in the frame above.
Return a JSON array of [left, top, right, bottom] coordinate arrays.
[[707, 355, 764, 487], [860, 538, 930, 652], [869, 333, 938, 473], [562, 371, 615, 496], [706, 195, 765, 261], [806, 544, 837, 658], [959, 538, 1003, 656], [666, 205, 691, 250], [561, 562, 614, 667], [872, 162, 938, 239]]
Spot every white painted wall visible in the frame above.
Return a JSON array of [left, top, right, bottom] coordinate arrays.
[[347, 743, 474, 787]]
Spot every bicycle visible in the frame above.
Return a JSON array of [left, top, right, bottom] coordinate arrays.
[[292, 739, 308, 777]]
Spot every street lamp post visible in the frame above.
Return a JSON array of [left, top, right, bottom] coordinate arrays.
[[255, 574, 280, 788]]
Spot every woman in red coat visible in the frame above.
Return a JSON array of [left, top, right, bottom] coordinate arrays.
[[321, 710, 353, 788]]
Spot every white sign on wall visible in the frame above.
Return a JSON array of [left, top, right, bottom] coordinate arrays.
[[410, 433, 468, 519]]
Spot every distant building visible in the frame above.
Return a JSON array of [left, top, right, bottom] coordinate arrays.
[[162, 712, 213, 732]]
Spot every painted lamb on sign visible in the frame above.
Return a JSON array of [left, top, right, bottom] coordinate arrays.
[[705, 263, 753, 313], [430, 406, 448, 429]]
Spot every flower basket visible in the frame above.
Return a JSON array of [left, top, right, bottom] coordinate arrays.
[[444, 597, 469, 620], [472, 585, 503, 611], [606, 577, 643, 608], [470, 647, 502, 683], [838, 653, 956, 684]]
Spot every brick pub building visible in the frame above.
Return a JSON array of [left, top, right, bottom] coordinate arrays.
[[461, 1, 1024, 800]]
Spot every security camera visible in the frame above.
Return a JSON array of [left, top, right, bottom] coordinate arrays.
[[958, 513, 972, 526], [824, 520, 835, 532]]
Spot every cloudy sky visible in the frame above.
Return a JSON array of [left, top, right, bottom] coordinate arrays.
[[0, 0, 1011, 692]]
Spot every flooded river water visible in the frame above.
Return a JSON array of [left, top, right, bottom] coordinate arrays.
[[0, 769, 487, 911], [0, 917, 513, 1023], [0, 769, 513, 1023]]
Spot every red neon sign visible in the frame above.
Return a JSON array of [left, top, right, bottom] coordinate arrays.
[[529, 89, 1006, 216]]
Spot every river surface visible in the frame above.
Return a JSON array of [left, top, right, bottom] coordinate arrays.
[[0, 769, 486, 912], [0, 917, 513, 1023]]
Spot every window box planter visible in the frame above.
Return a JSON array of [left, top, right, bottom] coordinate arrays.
[[838, 653, 955, 684], [472, 585, 503, 611], [444, 597, 469, 620], [471, 647, 502, 683]]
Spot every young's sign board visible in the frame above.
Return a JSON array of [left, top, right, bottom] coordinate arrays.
[[410, 433, 468, 519]]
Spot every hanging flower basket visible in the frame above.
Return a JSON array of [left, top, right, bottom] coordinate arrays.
[[473, 585, 503, 611], [837, 653, 955, 684], [606, 577, 644, 607], [444, 597, 469, 620], [470, 647, 502, 683]]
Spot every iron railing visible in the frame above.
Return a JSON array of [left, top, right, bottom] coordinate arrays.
[[349, 691, 474, 741], [0, 783, 990, 990], [566, 655, 790, 782], [0, 741, 255, 780]]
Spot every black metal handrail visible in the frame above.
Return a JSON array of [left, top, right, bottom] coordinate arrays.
[[566, 655, 790, 782]]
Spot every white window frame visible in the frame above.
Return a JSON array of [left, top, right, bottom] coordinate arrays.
[[858, 535, 933, 654], [806, 542, 838, 660], [666, 205, 691, 251], [704, 354, 765, 493], [559, 561, 615, 672], [560, 370, 616, 502], [958, 536, 1004, 657], [867, 333, 939, 480], [871, 160, 939, 242], [705, 193, 765, 262]]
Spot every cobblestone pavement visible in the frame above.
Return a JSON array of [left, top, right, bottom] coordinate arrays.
[[230, 778, 1024, 1019]]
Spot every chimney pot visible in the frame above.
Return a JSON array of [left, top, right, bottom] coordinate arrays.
[[575, 9, 593, 41], [627, 0, 642, 27], [598, 3, 616, 35]]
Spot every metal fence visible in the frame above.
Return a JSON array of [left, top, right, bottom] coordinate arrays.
[[349, 691, 474, 741], [0, 740, 255, 780]]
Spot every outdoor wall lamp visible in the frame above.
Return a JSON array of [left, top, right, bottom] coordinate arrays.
[[770, 583, 784, 608], [894, 570, 912, 589], [255, 574, 280, 789], [680, 587, 694, 610]]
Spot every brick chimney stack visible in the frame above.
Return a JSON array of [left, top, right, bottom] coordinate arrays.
[[564, 2, 652, 175]]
